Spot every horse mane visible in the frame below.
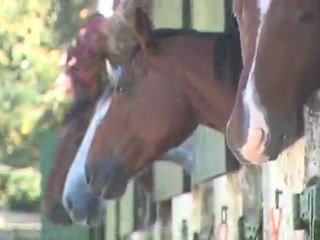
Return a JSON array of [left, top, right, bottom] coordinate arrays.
[[129, 24, 242, 89]]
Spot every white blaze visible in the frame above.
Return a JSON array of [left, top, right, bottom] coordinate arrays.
[[239, 0, 273, 163], [62, 89, 112, 205], [106, 60, 123, 87], [258, 0, 272, 19]]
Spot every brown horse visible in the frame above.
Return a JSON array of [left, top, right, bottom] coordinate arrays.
[[44, 5, 194, 226], [62, 80, 195, 225], [43, 13, 110, 225], [43, 10, 152, 226], [43, 0, 153, 225], [84, 8, 242, 200], [227, 0, 320, 164]]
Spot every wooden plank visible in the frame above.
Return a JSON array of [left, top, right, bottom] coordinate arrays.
[[193, 126, 226, 184], [119, 181, 134, 237], [261, 139, 306, 240], [191, 182, 214, 239], [304, 91, 320, 182], [153, 200, 172, 240], [131, 230, 152, 240], [211, 173, 242, 240], [152, 0, 183, 28], [192, 126, 239, 184], [171, 193, 194, 240], [153, 162, 184, 202], [190, 0, 224, 32], [105, 200, 117, 240], [40, 129, 91, 240], [240, 165, 263, 239], [260, 92, 320, 239], [192, 173, 242, 240]]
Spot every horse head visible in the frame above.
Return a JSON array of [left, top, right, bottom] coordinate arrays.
[[43, 13, 111, 226], [227, 0, 320, 164], [84, 8, 241, 200]]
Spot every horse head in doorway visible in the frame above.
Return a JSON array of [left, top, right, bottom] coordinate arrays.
[[84, 8, 242, 200], [227, 0, 320, 164]]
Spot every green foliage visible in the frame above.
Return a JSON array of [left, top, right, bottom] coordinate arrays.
[[0, 167, 41, 212], [52, 0, 96, 44], [0, 171, 10, 207], [0, 0, 65, 167], [0, 0, 93, 168]]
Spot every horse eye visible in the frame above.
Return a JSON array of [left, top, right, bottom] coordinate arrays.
[[116, 85, 126, 93]]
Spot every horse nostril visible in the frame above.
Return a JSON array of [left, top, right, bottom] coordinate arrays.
[[257, 128, 267, 147], [234, 149, 251, 164], [65, 196, 73, 211], [85, 165, 91, 184]]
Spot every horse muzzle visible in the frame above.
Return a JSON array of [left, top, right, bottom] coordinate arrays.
[[62, 180, 106, 226], [85, 155, 129, 200]]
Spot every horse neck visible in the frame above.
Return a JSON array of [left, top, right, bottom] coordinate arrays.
[[187, 74, 236, 134], [183, 36, 240, 133]]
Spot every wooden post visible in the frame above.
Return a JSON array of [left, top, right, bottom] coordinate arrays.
[[212, 172, 242, 240], [261, 140, 306, 240], [240, 165, 263, 240], [153, 200, 172, 240], [304, 91, 320, 183]]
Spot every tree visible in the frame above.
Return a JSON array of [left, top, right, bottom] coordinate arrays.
[[0, 0, 95, 167]]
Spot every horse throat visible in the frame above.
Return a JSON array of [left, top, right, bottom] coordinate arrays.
[[185, 66, 237, 133]]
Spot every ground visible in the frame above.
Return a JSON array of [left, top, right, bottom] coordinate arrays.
[[0, 209, 40, 240]]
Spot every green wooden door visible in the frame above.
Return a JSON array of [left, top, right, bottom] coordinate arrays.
[[190, 0, 225, 32], [105, 200, 117, 240], [119, 181, 135, 238], [40, 129, 91, 240], [152, 0, 183, 28], [104, 181, 136, 239], [192, 126, 239, 185], [152, 162, 186, 202]]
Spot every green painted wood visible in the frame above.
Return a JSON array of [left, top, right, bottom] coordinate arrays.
[[152, 162, 184, 202], [119, 181, 135, 237], [190, 0, 224, 32], [40, 129, 91, 240], [152, 0, 183, 28], [192, 126, 239, 185], [105, 200, 117, 240]]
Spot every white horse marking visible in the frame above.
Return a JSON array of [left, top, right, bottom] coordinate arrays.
[[239, 0, 273, 163], [62, 88, 112, 207], [106, 60, 123, 86], [258, 0, 273, 19]]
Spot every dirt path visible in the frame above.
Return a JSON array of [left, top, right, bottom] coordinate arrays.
[[0, 209, 40, 230]]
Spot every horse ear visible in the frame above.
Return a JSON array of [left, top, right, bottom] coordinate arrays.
[[134, 7, 156, 51]]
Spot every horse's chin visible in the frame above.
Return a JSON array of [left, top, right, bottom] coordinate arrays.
[[69, 201, 106, 227], [45, 201, 73, 225], [102, 180, 128, 200]]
